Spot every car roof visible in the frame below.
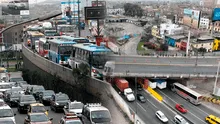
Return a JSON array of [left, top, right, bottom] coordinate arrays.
[[0, 118, 14, 122], [0, 104, 11, 109], [156, 110, 164, 115], [175, 115, 183, 119], [30, 103, 44, 107]]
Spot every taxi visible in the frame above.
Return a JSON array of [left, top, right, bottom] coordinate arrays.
[[59, 113, 82, 124], [28, 103, 48, 116], [205, 115, 220, 124]]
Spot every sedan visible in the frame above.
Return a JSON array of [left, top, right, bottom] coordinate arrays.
[[155, 110, 168, 123], [24, 113, 53, 124], [137, 94, 146, 103], [175, 104, 187, 113]]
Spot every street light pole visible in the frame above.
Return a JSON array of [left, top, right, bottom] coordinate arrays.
[[213, 61, 220, 95]]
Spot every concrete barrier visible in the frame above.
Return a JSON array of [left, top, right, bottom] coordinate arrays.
[[147, 87, 163, 102], [22, 44, 144, 123]]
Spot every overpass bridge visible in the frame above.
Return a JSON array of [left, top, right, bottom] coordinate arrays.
[[104, 55, 219, 78]]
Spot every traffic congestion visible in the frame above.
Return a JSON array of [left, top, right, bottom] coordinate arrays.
[[0, 72, 112, 124]]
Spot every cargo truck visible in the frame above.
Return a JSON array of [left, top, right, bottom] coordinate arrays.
[[115, 78, 135, 102]]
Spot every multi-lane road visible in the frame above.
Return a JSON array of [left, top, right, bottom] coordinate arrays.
[[156, 88, 220, 124]]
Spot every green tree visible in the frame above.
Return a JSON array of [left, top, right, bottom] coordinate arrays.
[[72, 63, 89, 88], [0, 19, 4, 24]]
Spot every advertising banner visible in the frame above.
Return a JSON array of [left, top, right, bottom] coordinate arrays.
[[212, 8, 220, 22], [61, 1, 81, 20], [183, 8, 201, 29], [1, 0, 29, 15]]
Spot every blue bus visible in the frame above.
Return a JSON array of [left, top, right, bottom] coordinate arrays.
[[56, 35, 90, 43], [48, 39, 76, 65], [68, 43, 111, 79]]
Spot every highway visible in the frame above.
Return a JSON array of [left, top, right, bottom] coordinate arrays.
[[156, 88, 220, 124], [108, 55, 219, 65], [118, 86, 177, 124]]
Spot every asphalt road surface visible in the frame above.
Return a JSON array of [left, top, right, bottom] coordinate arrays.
[[118, 82, 181, 124], [156, 88, 220, 124]]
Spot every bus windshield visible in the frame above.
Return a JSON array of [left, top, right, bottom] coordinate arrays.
[[31, 36, 43, 43], [58, 46, 73, 55], [91, 54, 108, 69], [43, 43, 49, 50], [91, 110, 111, 123]]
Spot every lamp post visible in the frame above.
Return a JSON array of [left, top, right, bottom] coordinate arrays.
[[213, 61, 220, 95]]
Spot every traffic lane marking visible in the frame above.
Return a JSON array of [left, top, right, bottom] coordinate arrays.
[[157, 90, 207, 124], [137, 103, 146, 112], [147, 99, 158, 109]]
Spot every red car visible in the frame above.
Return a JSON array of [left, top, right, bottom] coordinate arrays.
[[175, 104, 187, 113]]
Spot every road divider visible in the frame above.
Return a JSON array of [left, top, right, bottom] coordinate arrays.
[[147, 87, 163, 102], [202, 96, 220, 105]]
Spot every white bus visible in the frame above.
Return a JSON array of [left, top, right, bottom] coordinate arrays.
[[171, 83, 202, 105]]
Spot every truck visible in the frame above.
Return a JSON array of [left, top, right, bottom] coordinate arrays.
[[115, 78, 135, 102], [63, 101, 84, 117], [155, 79, 167, 89]]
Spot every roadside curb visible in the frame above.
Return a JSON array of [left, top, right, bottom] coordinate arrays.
[[163, 100, 194, 124]]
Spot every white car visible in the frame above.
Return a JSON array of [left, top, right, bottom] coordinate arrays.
[[174, 115, 189, 124], [7, 1, 25, 10], [155, 110, 168, 123], [0, 104, 16, 123]]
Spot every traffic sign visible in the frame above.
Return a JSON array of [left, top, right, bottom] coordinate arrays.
[[84, 6, 106, 20]]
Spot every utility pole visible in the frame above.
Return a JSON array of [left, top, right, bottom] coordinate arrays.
[[96, 0, 100, 36], [78, 0, 81, 37]]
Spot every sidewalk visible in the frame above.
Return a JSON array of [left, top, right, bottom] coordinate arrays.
[[188, 78, 220, 115]]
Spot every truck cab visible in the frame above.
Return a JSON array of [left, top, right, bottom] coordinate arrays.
[[124, 88, 135, 102]]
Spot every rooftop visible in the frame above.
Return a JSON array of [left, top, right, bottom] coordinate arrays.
[[73, 43, 111, 52], [167, 35, 186, 40]]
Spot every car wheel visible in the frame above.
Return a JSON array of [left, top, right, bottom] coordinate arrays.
[[18, 107, 21, 113]]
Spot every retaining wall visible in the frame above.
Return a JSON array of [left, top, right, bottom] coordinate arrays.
[[22, 44, 143, 124]]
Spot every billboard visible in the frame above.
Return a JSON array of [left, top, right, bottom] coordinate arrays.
[[183, 8, 201, 29], [1, 0, 29, 15], [212, 8, 220, 22], [61, 1, 81, 21], [91, 1, 106, 7]]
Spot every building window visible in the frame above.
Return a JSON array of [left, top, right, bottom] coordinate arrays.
[[15, 32, 17, 35], [201, 44, 203, 46], [15, 38, 17, 41]]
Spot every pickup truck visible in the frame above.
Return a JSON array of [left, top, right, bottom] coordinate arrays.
[[63, 101, 84, 117]]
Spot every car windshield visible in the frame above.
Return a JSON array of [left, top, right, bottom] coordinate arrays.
[[70, 103, 84, 109], [139, 96, 145, 100], [43, 91, 54, 96], [57, 96, 69, 101], [0, 120, 14, 124], [160, 114, 166, 119], [91, 110, 111, 123], [30, 114, 49, 122], [0, 109, 14, 117], [66, 120, 82, 124], [32, 106, 46, 113], [10, 77, 23, 82], [21, 96, 35, 102], [0, 85, 11, 89], [33, 87, 45, 92]]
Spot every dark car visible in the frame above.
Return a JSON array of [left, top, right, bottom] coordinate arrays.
[[39, 90, 55, 105], [17, 95, 36, 113], [137, 83, 142, 91], [137, 94, 146, 103], [50, 92, 70, 112], [29, 85, 45, 100], [5, 91, 21, 107]]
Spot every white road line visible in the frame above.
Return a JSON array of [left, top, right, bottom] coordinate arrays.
[[157, 90, 206, 124], [137, 103, 146, 112], [194, 106, 209, 116], [147, 99, 158, 109]]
